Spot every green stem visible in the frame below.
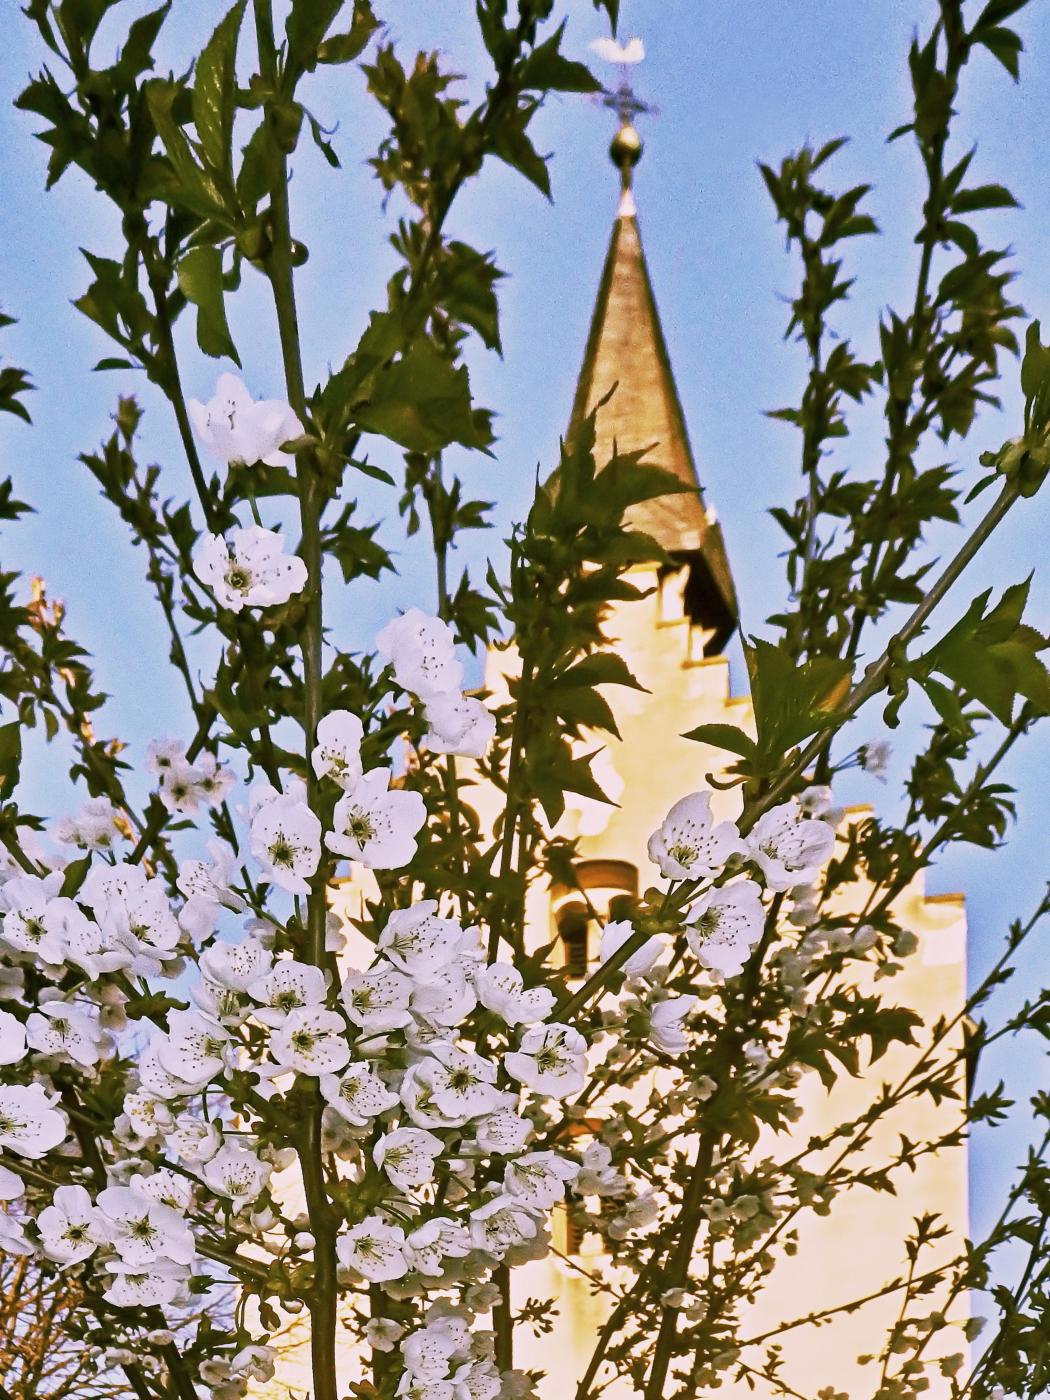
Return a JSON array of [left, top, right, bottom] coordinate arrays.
[[253, 7, 337, 1398]]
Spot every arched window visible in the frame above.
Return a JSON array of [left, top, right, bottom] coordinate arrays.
[[552, 861, 639, 979]]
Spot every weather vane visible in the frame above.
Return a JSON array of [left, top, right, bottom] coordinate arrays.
[[588, 36, 655, 193]]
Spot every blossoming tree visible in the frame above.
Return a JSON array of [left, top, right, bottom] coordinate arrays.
[[1, 2, 1049, 1400]]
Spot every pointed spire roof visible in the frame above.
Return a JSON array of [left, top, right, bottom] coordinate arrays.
[[567, 123, 738, 651]]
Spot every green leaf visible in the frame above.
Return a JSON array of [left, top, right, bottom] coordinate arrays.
[[681, 722, 758, 759], [59, 854, 92, 897], [0, 722, 21, 799], [746, 639, 852, 759], [194, 1, 245, 176], [285, 0, 349, 80], [921, 579, 1050, 725], [950, 183, 1019, 215], [146, 79, 231, 221], [978, 25, 1023, 79], [554, 652, 646, 692], [519, 24, 601, 94], [316, 1, 380, 65], [177, 246, 239, 363], [354, 340, 488, 453]]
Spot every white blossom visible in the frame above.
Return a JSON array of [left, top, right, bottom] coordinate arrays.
[[188, 372, 304, 468], [599, 920, 666, 977], [648, 995, 696, 1054], [365, 1317, 406, 1351], [193, 526, 307, 613], [468, 1194, 539, 1257], [26, 1000, 106, 1067], [474, 1107, 533, 1156], [574, 1142, 627, 1198], [101, 1257, 185, 1308], [178, 841, 246, 940], [271, 1007, 351, 1076], [155, 1010, 233, 1090], [200, 1145, 271, 1210], [473, 963, 555, 1027], [504, 1151, 580, 1209], [96, 1184, 195, 1265], [504, 1023, 587, 1098], [424, 692, 496, 759], [747, 800, 836, 891], [417, 1044, 503, 1122], [200, 932, 272, 993], [0, 1083, 67, 1158], [37, 1184, 104, 1264], [54, 797, 123, 851], [337, 1216, 408, 1282], [250, 787, 321, 895], [374, 1127, 443, 1190], [0, 1009, 27, 1065], [378, 902, 468, 977], [376, 610, 463, 700], [341, 963, 413, 1032], [169, 1114, 222, 1164], [327, 769, 427, 870], [685, 879, 765, 977], [312, 709, 365, 789], [410, 963, 477, 1027], [1, 873, 66, 962], [252, 959, 327, 1026], [320, 1062, 398, 1125], [404, 1217, 471, 1277], [647, 791, 743, 881]]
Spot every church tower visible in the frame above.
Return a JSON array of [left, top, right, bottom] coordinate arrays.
[[501, 108, 970, 1399]]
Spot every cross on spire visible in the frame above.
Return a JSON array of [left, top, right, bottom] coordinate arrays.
[[588, 37, 657, 190]]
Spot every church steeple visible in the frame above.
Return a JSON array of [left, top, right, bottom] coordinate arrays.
[[567, 110, 738, 653]]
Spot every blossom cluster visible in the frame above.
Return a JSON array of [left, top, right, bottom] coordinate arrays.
[[0, 379, 852, 1400]]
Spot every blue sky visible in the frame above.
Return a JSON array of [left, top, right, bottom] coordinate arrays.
[[1, 0, 1049, 1247]]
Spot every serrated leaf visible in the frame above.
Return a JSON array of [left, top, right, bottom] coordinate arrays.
[[354, 340, 487, 453], [193, 1, 245, 176], [950, 183, 1019, 215]]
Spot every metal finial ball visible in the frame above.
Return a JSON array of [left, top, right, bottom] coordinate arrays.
[[610, 123, 644, 170]]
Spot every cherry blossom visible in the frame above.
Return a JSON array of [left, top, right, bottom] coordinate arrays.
[[250, 787, 321, 894], [53, 797, 123, 851], [193, 526, 308, 613], [337, 1216, 408, 1282], [96, 1183, 195, 1265], [320, 1062, 399, 1125], [270, 1006, 351, 1075], [327, 768, 427, 869], [188, 372, 304, 468], [341, 963, 414, 1032], [373, 1126, 443, 1189], [200, 1145, 271, 1210], [503, 1151, 580, 1209], [747, 799, 837, 891], [37, 1184, 104, 1264], [200, 931, 272, 992], [0, 1083, 67, 1157], [685, 878, 765, 976], [312, 709, 365, 789], [598, 919, 666, 977], [468, 1194, 540, 1256], [647, 791, 744, 881], [26, 999, 106, 1067], [178, 841, 247, 939], [155, 1010, 233, 1090], [1, 872, 66, 963], [409, 963, 478, 1027], [378, 902, 468, 977], [404, 1217, 471, 1277], [473, 963, 555, 1026], [0, 1009, 27, 1065], [252, 959, 328, 1026], [376, 610, 463, 700], [473, 1107, 533, 1156], [504, 1023, 587, 1098], [648, 995, 697, 1054], [101, 1256, 185, 1308], [424, 692, 496, 759]]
